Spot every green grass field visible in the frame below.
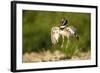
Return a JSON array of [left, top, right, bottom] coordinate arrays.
[[22, 10, 91, 59]]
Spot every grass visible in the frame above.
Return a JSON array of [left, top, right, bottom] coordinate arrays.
[[22, 10, 91, 58]]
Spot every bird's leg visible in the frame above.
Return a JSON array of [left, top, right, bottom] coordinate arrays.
[[61, 35, 64, 48], [66, 38, 69, 48]]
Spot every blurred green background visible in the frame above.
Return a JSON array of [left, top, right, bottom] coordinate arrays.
[[22, 10, 91, 54]]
